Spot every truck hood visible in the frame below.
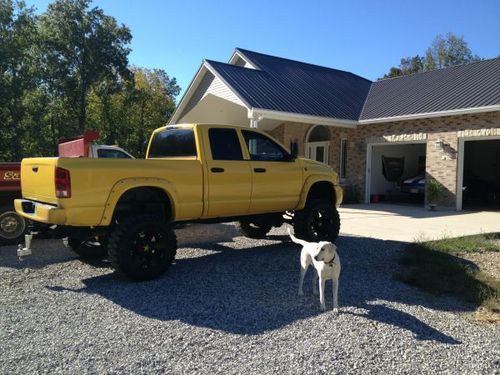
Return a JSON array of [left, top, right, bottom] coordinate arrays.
[[300, 158, 337, 179]]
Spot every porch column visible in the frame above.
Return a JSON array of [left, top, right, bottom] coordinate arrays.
[[249, 118, 259, 128]]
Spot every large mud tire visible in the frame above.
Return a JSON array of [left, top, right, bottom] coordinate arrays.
[[108, 215, 177, 281], [293, 200, 340, 243]]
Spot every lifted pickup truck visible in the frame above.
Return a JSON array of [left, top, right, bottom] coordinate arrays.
[[16, 124, 343, 280]]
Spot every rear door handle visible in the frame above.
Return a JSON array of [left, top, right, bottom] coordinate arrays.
[[254, 168, 266, 173], [32, 166, 38, 172], [211, 167, 224, 173]]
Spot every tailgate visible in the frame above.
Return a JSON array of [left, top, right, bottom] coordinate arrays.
[[21, 158, 58, 204]]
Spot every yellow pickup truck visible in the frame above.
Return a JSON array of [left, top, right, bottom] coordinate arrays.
[[15, 124, 343, 280]]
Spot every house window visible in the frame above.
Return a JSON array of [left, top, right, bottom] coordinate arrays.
[[340, 139, 348, 179], [306, 125, 330, 165]]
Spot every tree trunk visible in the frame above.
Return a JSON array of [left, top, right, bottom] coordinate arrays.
[[78, 83, 86, 134]]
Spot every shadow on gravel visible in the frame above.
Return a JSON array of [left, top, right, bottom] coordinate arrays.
[[43, 233, 464, 342], [0, 240, 77, 269]]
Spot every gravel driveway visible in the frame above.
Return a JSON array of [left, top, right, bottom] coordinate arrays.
[[1, 224, 499, 374]]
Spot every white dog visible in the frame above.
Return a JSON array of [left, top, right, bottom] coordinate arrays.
[[289, 229, 341, 312]]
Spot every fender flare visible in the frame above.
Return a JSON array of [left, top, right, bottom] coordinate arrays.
[[98, 178, 177, 226], [296, 175, 338, 210]]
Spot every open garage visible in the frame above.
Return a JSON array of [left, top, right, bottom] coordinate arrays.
[[461, 138, 500, 210], [367, 143, 427, 205]]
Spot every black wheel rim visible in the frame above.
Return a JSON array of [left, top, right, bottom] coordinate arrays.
[[310, 208, 333, 239], [130, 228, 166, 271]]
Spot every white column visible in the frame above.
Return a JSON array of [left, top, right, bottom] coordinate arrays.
[[250, 118, 258, 128]]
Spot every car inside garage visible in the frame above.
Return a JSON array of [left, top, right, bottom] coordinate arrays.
[[368, 143, 427, 205], [462, 139, 500, 210]]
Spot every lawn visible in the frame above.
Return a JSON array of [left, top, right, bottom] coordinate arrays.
[[396, 233, 500, 322]]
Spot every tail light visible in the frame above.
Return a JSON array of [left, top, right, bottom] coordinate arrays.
[[55, 167, 71, 198]]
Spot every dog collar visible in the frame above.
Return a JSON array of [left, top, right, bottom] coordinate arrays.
[[324, 255, 336, 266]]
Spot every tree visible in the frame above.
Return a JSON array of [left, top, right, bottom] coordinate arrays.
[[0, 0, 181, 161], [424, 33, 482, 70], [38, 0, 132, 134], [0, 0, 38, 161], [382, 33, 482, 79], [87, 67, 180, 157]]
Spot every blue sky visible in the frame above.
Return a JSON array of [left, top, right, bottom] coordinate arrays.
[[29, 0, 500, 97]]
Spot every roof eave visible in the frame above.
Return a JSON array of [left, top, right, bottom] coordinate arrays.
[[169, 62, 207, 124], [359, 104, 500, 125], [249, 108, 358, 128]]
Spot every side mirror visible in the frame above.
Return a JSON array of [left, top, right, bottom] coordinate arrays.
[[289, 142, 298, 161]]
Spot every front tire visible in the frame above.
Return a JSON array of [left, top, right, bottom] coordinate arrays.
[[0, 206, 26, 244], [108, 215, 177, 281], [238, 219, 273, 239], [293, 200, 340, 242]]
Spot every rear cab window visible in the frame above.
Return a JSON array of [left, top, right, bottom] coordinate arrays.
[[148, 128, 197, 158]]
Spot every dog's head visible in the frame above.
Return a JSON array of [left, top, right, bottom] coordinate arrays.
[[313, 241, 337, 263]]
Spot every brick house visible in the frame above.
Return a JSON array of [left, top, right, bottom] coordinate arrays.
[[170, 49, 500, 210]]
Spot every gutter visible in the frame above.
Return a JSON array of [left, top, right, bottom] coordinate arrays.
[[248, 108, 358, 128]]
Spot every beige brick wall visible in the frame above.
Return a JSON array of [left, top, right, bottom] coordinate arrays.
[[266, 111, 500, 209]]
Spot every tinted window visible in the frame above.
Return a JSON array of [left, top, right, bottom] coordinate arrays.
[[148, 128, 197, 158], [209, 128, 243, 160], [97, 149, 132, 159], [242, 130, 289, 161]]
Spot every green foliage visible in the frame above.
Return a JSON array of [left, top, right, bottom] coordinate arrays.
[[396, 234, 500, 312], [0, 0, 39, 161], [38, 0, 132, 133], [0, 0, 180, 161], [426, 178, 444, 204], [382, 33, 482, 79], [87, 67, 180, 157]]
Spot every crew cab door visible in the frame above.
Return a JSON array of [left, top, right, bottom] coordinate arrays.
[[241, 129, 303, 214], [204, 127, 252, 217]]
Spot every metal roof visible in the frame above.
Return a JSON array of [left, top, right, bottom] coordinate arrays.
[[204, 49, 500, 122], [360, 57, 500, 120], [206, 48, 372, 121]]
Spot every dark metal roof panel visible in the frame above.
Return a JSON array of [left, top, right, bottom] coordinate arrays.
[[207, 49, 372, 120], [360, 58, 500, 120]]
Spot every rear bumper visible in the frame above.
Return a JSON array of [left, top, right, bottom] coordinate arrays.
[[14, 199, 66, 225]]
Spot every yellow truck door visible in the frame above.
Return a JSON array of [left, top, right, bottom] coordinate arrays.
[[201, 127, 252, 217], [241, 129, 303, 214]]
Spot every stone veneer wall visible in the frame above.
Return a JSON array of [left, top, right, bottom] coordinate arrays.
[[267, 111, 500, 209]]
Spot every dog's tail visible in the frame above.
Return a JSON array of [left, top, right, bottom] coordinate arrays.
[[288, 228, 309, 247]]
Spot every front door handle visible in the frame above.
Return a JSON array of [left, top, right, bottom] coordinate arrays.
[[211, 167, 225, 173], [254, 168, 266, 173]]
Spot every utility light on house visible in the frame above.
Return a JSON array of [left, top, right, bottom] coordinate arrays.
[[434, 139, 444, 150]]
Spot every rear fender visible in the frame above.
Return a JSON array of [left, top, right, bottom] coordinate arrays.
[[98, 178, 177, 226]]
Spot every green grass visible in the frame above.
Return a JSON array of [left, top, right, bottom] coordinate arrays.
[[396, 233, 500, 317]]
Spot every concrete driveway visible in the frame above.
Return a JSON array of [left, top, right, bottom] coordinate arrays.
[[339, 203, 500, 242]]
